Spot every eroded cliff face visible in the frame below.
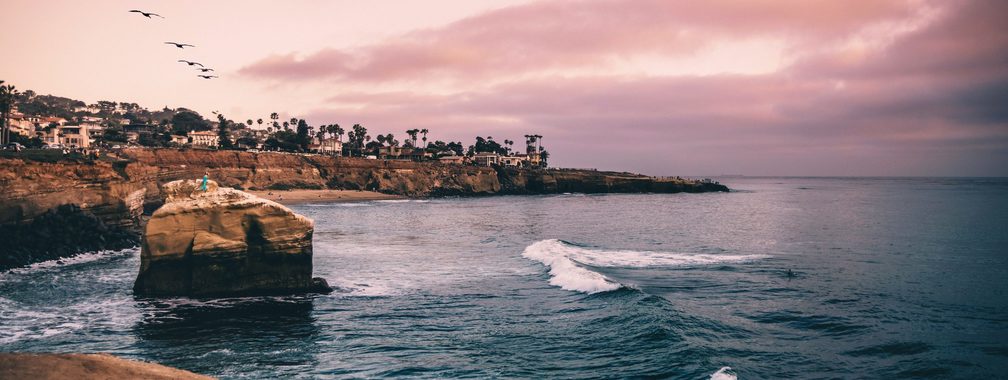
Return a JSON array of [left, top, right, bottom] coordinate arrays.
[[1, 149, 726, 269]]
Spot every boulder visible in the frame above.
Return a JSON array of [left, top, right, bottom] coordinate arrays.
[[133, 179, 332, 297]]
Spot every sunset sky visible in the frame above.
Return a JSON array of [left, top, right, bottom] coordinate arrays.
[[2, 0, 1006, 176]]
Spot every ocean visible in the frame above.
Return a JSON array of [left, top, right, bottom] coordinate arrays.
[[1, 177, 1006, 379]]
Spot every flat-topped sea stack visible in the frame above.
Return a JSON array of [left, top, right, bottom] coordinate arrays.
[[133, 179, 331, 297]]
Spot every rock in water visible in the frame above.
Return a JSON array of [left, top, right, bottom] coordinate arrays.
[[134, 179, 332, 297]]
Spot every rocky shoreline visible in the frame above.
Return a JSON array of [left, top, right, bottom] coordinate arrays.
[[0, 148, 728, 270]]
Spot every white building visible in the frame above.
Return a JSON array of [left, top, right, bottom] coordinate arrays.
[[189, 130, 219, 147], [317, 138, 342, 155], [59, 125, 91, 148]]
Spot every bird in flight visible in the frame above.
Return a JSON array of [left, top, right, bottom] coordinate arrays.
[[165, 42, 195, 49], [129, 10, 164, 19], [198, 75, 219, 79], [197, 68, 215, 73], [178, 60, 204, 67]]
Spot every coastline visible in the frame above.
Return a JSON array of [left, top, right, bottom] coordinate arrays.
[[248, 189, 403, 205]]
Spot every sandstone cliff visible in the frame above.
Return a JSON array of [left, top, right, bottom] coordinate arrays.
[[1, 148, 727, 270], [134, 179, 330, 297], [0, 353, 213, 380]]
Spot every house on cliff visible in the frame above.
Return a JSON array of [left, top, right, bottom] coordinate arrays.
[[188, 130, 219, 147], [473, 152, 501, 166]]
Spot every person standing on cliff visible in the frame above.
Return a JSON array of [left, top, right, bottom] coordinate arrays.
[[200, 172, 209, 192]]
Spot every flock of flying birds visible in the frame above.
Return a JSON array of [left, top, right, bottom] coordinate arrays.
[[129, 9, 218, 79]]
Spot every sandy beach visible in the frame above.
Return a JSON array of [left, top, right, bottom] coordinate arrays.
[[249, 189, 403, 205]]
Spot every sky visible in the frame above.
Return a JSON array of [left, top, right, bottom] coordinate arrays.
[[2, 0, 1006, 176]]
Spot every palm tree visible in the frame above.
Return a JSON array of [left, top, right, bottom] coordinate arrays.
[[0, 81, 18, 145], [290, 117, 297, 127], [283, 121, 290, 131], [405, 128, 419, 148], [333, 124, 344, 156], [257, 118, 263, 129], [246, 119, 253, 128], [420, 128, 428, 149]]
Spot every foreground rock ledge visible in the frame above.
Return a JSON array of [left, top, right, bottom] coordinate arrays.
[[0, 353, 213, 380], [134, 179, 332, 297]]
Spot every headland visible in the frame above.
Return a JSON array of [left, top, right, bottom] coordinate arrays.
[[0, 148, 727, 270]]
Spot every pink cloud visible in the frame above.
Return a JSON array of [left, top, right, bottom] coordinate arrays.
[[253, 0, 1007, 176], [240, 0, 917, 82]]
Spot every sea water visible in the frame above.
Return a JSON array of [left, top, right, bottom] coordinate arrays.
[[1, 177, 1006, 379]]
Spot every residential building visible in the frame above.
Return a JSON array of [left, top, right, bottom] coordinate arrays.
[[59, 124, 90, 148], [5, 112, 35, 136], [472, 152, 501, 166], [501, 155, 524, 167], [438, 155, 465, 165], [170, 135, 189, 145], [377, 145, 402, 159], [317, 138, 342, 155], [42, 117, 67, 126], [189, 130, 219, 147]]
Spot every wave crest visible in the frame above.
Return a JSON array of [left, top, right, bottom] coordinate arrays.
[[521, 239, 766, 294]]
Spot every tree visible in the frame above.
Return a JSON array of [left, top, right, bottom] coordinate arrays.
[[265, 129, 299, 152], [0, 80, 18, 145], [472, 136, 507, 155], [217, 114, 233, 149], [246, 119, 253, 128], [351, 124, 367, 156], [103, 125, 128, 143], [405, 128, 419, 147], [170, 110, 209, 134], [296, 119, 310, 151], [420, 128, 428, 150], [257, 118, 264, 129]]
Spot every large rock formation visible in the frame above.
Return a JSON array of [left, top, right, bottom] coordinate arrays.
[[133, 179, 331, 297]]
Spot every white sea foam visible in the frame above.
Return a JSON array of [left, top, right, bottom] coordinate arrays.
[[336, 203, 373, 207], [0, 248, 137, 280], [521, 239, 767, 294], [710, 366, 737, 380], [522, 240, 621, 293]]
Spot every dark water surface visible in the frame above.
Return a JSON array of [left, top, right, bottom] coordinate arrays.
[[2, 177, 1007, 379]]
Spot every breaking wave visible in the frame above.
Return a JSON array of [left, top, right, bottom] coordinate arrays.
[[0, 248, 137, 280], [521, 239, 766, 294], [710, 366, 738, 380]]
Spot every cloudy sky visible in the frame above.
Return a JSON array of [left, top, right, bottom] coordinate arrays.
[[2, 0, 1006, 176]]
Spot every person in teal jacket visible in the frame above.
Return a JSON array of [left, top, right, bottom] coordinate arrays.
[[200, 172, 209, 191]]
